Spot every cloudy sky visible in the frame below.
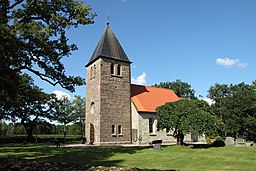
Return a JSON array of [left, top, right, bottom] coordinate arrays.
[[32, 0, 256, 100]]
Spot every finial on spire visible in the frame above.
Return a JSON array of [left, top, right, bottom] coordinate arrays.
[[107, 12, 110, 25]]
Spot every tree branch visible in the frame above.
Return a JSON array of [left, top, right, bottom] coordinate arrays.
[[7, 0, 24, 10], [22, 66, 60, 87]]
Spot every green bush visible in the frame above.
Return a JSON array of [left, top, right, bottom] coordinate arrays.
[[215, 136, 223, 141], [206, 137, 211, 144], [206, 135, 223, 145]]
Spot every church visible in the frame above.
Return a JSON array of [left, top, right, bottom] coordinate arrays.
[[85, 23, 198, 145]]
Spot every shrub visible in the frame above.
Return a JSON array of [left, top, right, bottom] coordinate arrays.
[[215, 136, 223, 141], [206, 137, 211, 144]]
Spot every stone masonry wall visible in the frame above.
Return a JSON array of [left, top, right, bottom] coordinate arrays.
[[99, 58, 132, 144], [85, 59, 102, 144]]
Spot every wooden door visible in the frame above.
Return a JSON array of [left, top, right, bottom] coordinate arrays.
[[90, 123, 94, 144]]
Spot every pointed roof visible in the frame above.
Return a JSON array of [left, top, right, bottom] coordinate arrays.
[[131, 84, 180, 113], [86, 23, 131, 67]]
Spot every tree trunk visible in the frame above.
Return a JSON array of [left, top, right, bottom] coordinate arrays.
[[23, 122, 35, 142], [176, 133, 185, 146], [63, 124, 67, 142]]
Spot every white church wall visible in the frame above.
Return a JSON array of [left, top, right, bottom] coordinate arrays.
[[131, 103, 206, 145], [136, 112, 176, 145]]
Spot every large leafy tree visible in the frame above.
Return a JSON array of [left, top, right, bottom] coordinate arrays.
[[208, 82, 256, 140], [0, 0, 96, 94], [2, 74, 55, 141], [157, 99, 222, 145], [153, 80, 196, 99]]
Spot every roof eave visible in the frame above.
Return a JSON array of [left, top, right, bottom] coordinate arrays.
[[85, 55, 132, 67]]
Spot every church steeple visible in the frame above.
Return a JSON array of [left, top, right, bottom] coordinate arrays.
[[85, 23, 132, 145], [86, 23, 131, 67]]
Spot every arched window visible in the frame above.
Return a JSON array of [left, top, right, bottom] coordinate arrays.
[[90, 66, 93, 78], [149, 118, 154, 134], [117, 64, 121, 76], [94, 65, 96, 77], [90, 102, 95, 114], [110, 63, 114, 75]]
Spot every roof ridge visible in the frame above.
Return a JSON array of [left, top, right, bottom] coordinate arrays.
[[131, 84, 175, 92]]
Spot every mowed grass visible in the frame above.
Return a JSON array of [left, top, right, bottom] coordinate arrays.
[[0, 144, 256, 171]]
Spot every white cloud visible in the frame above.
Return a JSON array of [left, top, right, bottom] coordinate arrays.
[[216, 58, 248, 68], [132, 72, 147, 85], [203, 98, 215, 106], [53, 90, 71, 100]]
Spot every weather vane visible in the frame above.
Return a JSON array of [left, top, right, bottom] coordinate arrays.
[[107, 12, 110, 25]]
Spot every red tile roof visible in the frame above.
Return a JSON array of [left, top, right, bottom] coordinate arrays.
[[131, 84, 180, 113]]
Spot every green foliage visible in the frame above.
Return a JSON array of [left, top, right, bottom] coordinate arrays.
[[206, 135, 223, 145], [157, 99, 223, 145], [208, 82, 256, 140], [1, 0, 96, 93], [0, 74, 55, 141], [215, 135, 223, 141], [51, 96, 85, 140], [206, 137, 211, 144], [153, 79, 196, 99]]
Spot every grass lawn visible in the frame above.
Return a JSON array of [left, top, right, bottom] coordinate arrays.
[[0, 144, 256, 171]]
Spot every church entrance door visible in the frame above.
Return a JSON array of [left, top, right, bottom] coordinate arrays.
[[90, 123, 95, 144]]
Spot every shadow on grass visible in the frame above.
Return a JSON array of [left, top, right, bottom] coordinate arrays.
[[0, 145, 153, 168]]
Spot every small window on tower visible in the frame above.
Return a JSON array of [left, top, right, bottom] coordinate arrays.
[[112, 125, 116, 136], [90, 66, 93, 79], [94, 65, 96, 77], [90, 102, 95, 114], [110, 63, 115, 75], [117, 64, 121, 76], [118, 125, 122, 135]]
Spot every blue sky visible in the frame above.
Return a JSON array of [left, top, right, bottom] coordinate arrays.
[[33, 0, 256, 100]]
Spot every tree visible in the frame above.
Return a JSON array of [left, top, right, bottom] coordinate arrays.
[[72, 95, 85, 139], [208, 82, 256, 140], [2, 74, 54, 141], [52, 97, 76, 141], [52, 95, 85, 140], [153, 80, 196, 99], [1, 0, 96, 94], [157, 99, 222, 145]]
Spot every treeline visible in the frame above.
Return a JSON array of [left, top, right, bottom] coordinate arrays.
[[0, 122, 83, 136], [0, 122, 84, 143]]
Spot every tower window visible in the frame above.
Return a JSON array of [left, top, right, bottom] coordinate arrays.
[[90, 102, 95, 114], [112, 125, 116, 135], [118, 125, 122, 135], [90, 66, 93, 79], [149, 118, 154, 134], [110, 63, 115, 75], [94, 65, 96, 77], [117, 64, 121, 76]]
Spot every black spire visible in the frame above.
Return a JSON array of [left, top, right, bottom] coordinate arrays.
[[86, 24, 131, 67]]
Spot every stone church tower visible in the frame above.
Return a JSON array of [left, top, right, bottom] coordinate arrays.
[[85, 23, 132, 145]]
